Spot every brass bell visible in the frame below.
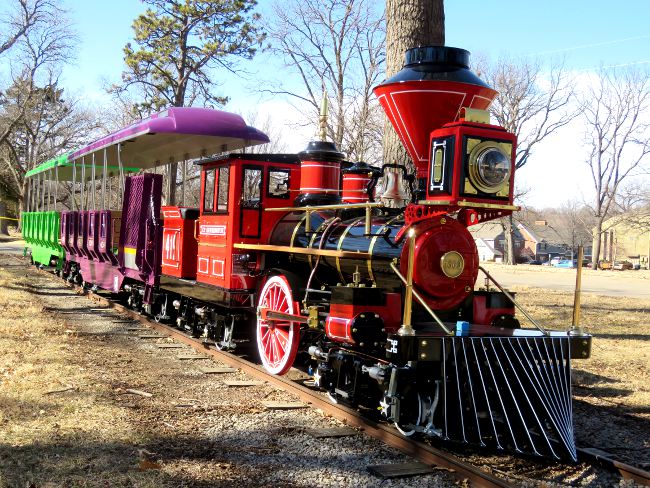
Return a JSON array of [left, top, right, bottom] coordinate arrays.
[[378, 165, 410, 208]]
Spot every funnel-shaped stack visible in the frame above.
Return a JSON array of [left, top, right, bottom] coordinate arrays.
[[374, 46, 497, 175]]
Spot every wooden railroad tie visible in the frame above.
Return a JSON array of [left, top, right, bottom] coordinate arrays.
[[176, 353, 209, 360], [199, 367, 238, 374], [367, 462, 435, 479], [223, 380, 265, 387], [156, 343, 185, 349], [262, 401, 307, 410]]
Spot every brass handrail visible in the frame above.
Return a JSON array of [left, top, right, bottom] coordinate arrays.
[[265, 202, 381, 235], [478, 265, 548, 335], [265, 202, 382, 212], [389, 261, 453, 336]]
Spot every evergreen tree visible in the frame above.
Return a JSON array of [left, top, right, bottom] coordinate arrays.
[[111, 0, 265, 203]]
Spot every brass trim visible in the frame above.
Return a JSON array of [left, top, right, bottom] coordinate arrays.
[[460, 107, 490, 124], [399, 229, 416, 336], [457, 200, 520, 211], [467, 140, 512, 194], [263, 310, 309, 324], [290, 215, 307, 248], [390, 262, 453, 335], [198, 242, 226, 248], [336, 217, 364, 284], [572, 245, 584, 333], [367, 215, 400, 283], [416, 201, 519, 212], [307, 216, 334, 268], [365, 205, 372, 235], [440, 251, 465, 278], [416, 200, 453, 206], [234, 242, 383, 260], [266, 202, 381, 212]]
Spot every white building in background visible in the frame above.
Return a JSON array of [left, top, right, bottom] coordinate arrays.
[[475, 237, 503, 262]]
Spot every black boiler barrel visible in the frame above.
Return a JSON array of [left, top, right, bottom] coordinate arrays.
[[269, 211, 404, 289]]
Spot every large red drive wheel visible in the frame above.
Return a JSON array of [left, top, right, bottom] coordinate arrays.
[[256, 275, 300, 375]]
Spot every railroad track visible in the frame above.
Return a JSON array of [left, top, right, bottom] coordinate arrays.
[[31, 264, 650, 488]]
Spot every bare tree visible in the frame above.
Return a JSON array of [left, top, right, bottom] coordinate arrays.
[[383, 0, 444, 168], [584, 68, 650, 268], [0, 0, 73, 151], [478, 57, 579, 264], [0, 2, 83, 213], [2, 76, 99, 212], [266, 0, 385, 163], [550, 200, 596, 252], [0, 0, 46, 57]]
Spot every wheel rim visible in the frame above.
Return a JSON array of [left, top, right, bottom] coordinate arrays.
[[256, 275, 300, 375]]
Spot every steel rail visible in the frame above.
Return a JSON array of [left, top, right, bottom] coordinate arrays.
[[62, 287, 514, 488], [577, 448, 650, 486], [33, 266, 650, 488]]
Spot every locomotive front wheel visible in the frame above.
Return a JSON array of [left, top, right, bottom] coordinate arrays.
[[256, 275, 300, 375]]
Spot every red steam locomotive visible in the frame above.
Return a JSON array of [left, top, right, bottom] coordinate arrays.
[[24, 46, 592, 461]]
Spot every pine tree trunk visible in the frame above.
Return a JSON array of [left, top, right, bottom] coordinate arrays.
[[383, 0, 445, 169]]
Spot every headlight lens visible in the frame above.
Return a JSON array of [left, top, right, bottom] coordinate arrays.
[[477, 148, 510, 187], [468, 142, 511, 193]]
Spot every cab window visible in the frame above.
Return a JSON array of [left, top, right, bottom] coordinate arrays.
[[267, 168, 290, 199], [242, 167, 262, 208], [203, 169, 215, 213], [203, 165, 229, 214], [216, 166, 229, 212]]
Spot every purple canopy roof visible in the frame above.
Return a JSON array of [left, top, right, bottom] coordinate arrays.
[[69, 107, 270, 169]]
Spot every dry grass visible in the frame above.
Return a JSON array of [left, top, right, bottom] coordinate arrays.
[[512, 285, 650, 412], [0, 266, 168, 487], [0, 257, 648, 485]]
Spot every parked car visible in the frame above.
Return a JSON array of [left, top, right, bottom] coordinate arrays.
[[549, 256, 563, 266], [599, 260, 613, 270], [527, 259, 542, 265], [556, 259, 577, 268], [612, 261, 633, 271]]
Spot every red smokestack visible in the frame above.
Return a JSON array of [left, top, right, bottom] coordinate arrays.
[[374, 46, 497, 176]]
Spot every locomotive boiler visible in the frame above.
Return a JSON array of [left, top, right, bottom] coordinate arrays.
[[22, 45, 592, 463]]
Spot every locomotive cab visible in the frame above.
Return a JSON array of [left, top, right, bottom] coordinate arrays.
[[192, 154, 300, 295]]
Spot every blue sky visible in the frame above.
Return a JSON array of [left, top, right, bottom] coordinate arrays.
[[64, 1, 650, 97], [9, 0, 650, 207]]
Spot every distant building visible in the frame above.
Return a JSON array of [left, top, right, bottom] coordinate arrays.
[[596, 214, 650, 269], [469, 218, 586, 263], [517, 220, 576, 262], [474, 237, 503, 262], [469, 221, 527, 262]]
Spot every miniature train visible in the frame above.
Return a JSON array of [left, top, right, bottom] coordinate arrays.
[[22, 46, 591, 461]]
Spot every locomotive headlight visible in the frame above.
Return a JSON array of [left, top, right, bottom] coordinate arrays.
[[468, 141, 511, 193]]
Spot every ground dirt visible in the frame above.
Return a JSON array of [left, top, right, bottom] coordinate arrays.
[[0, 255, 456, 488], [0, 254, 648, 487]]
